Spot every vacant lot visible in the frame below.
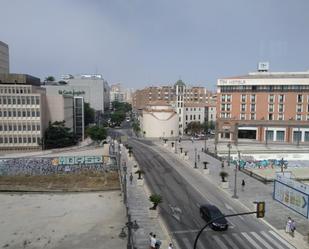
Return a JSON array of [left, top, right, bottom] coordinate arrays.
[[0, 191, 126, 249], [0, 171, 120, 192]]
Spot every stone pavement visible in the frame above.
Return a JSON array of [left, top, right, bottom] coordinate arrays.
[[156, 139, 309, 249], [118, 142, 173, 249]]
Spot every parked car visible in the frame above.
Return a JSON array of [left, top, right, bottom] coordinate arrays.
[[199, 204, 228, 231]]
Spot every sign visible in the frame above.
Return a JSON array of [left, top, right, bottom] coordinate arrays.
[[58, 90, 85, 96], [56, 156, 103, 165], [274, 177, 309, 218]]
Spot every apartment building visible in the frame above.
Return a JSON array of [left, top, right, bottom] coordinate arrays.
[[216, 68, 309, 144]]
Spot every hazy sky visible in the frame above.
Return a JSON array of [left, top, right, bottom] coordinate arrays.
[[1, 0, 309, 90]]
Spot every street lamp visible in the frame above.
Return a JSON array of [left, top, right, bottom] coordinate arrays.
[[227, 142, 231, 166], [232, 150, 240, 199], [119, 214, 139, 249]]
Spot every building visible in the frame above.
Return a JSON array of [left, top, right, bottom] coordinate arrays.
[[0, 74, 47, 150], [133, 80, 215, 136], [73, 96, 84, 141], [0, 41, 9, 74], [216, 67, 309, 144], [139, 103, 178, 138], [45, 74, 110, 114], [110, 83, 125, 103]]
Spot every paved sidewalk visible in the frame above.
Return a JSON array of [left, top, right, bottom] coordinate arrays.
[[156, 139, 309, 249], [119, 143, 172, 249]]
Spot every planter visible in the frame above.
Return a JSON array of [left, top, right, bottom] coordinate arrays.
[[163, 143, 168, 147], [137, 178, 144, 186], [220, 181, 229, 189], [149, 209, 159, 218]]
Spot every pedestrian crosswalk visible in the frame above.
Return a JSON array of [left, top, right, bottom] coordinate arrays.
[[176, 230, 296, 249]]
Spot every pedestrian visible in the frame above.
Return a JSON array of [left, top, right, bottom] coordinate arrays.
[[197, 154, 200, 162], [129, 173, 133, 184], [241, 179, 245, 191], [150, 233, 156, 249], [285, 217, 292, 234], [191, 137, 194, 143], [202, 147, 204, 152], [291, 219, 296, 237], [168, 243, 173, 249], [154, 235, 161, 249]]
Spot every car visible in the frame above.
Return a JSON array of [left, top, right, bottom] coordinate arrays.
[[199, 204, 228, 231]]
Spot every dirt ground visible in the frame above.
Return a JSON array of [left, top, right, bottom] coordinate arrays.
[[0, 171, 120, 192], [0, 191, 127, 249]]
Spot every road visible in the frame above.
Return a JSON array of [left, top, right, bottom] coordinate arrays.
[[128, 137, 296, 249]]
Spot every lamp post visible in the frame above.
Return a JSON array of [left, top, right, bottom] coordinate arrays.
[[119, 213, 139, 249], [227, 142, 231, 166], [194, 147, 197, 168], [297, 126, 301, 147], [232, 150, 240, 199]]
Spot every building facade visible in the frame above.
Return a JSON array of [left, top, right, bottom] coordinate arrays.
[[216, 70, 309, 144], [140, 103, 179, 138], [0, 41, 9, 74], [0, 74, 47, 150]]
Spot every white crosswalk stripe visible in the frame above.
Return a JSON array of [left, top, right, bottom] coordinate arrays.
[[250, 231, 273, 249], [213, 235, 229, 249], [222, 234, 238, 248], [260, 231, 285, 249], [232, 232, 250, 248], [241, 232, 263, 249]]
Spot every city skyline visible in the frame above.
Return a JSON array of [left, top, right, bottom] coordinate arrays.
[[1, 0, 309, 90]]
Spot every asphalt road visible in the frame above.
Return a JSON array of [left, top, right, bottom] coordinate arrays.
[[128, 137, 296, 249]]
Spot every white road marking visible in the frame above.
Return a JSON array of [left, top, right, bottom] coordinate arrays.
[[250, 232, 273, 249], [222, 234, 238, 248], [232, 233, 248, 248], [266, 231, 294, 249], [182, 237, 192, 249], [213, 235, 229, 249], [241, 232, 263, 249], [261, 231, 288, 249]]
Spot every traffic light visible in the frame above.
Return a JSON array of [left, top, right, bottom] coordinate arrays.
[[256, 202, 265, 218]]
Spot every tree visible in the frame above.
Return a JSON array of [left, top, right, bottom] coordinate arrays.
[[86, 125, 107, 142], [149, 194, 163, 210], [132, 121, 141, 135], [45, 76, 55, 82], [44, 121, 77, 149], [185, 121, 203, 135], [111, 111, 126, 126], [84, 102, 95, 127], [112, 101, 132, 113]]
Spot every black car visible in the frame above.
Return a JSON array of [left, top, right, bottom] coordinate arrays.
[[200, 204, 228, 231]]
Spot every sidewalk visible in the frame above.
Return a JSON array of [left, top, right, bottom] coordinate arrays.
[[119, 142, 173, 249], [156, 139, 309, 249]]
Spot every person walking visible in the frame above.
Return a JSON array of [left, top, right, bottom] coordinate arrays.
[[150, 233, 156, 249], [167, 243, 173, 249], [291, 219, 296, 237], [129, 173, 133, 184], [285, 217, 292, 234], [241, 179, 245, 191], [154, 234, 161, 249], [197, 154, 200, 162]]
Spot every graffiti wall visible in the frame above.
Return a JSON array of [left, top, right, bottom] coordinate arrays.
[[0, 156, 117, 176]]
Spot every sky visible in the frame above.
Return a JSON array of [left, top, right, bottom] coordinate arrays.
[[1, 0, 309, 90]]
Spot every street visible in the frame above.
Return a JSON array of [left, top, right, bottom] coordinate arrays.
[[129, 138, 296, 249]]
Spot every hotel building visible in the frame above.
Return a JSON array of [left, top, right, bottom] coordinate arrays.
[[216, 68, 309, 144]]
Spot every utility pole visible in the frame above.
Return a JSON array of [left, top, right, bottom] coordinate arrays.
[[194, 147, 197, 168], [232, 150, 240, 199]]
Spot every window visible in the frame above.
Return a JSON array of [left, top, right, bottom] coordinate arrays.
[[32, 137, 36, 143], [37, 124, 40, 131], [19, 137, 22, 143], [17, 98, 21, 105], [226, 104, 231, 111], [18, 125, 21, 131], [22, 111, 26, 117], [250, 113, 255, 120], [268, 113, 273, 120], [221, 95, 226, 102], [32, 124, 36, 131], [296, 114, 302, 121], [278, 113, 284, 121], [35, 97, 40, 105], [277, 131, 285, 141], [240, 113, 245, 120], [18, 111, 21, 117], [241, 104, 246, 112], [250, 104, 256, 112], [304, 131, 309, 142], [7, 97, 11, 105], [293, 131, 301, 143], [268, 104, 274, 112], [297, 104, 302, 112], [279, 94, 284, 103], [227, 95, 231, 102], [269, 95, 274, 103], [28, 137, 32, 143], [23, 137, 27, 143], [31, 96, 35, 105], [297, 94, 303, 103], [186, 115, 188, 121], [21, 97, 26, 105], [23, 125, 26, 131], [241, 95, 246, 102], [14, 137, 17, 143], [26, 97, 31, 105], [278, 104, 284, 112], [251, 94, 256, 102], [266, 130, 274, 141]]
